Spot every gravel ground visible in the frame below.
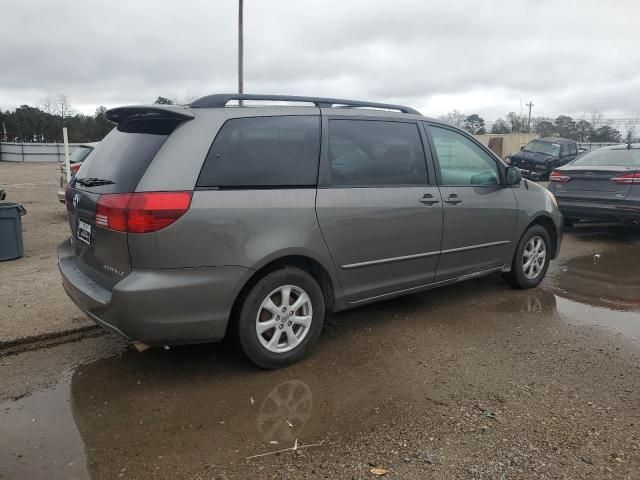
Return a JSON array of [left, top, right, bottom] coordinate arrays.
[[0, 162, 93, 345]]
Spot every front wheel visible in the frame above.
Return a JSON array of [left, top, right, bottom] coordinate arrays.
[[237, 267, 325, 369], [502, 225, 551, 289]]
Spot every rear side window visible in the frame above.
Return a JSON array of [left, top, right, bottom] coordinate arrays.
[[568, 143, 577, 155], [197, 116, 320, 188], [326, 120, 427, 186], [74, 118, 178, 194]]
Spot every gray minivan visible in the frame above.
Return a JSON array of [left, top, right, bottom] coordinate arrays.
[[58, 94, 563, 368]]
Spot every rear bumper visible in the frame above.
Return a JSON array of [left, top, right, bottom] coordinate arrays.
[[557, 198, 640, 222], [58, 239, 251, 345]]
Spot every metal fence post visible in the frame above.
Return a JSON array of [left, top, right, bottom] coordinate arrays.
[[21, 143, 24, 162]]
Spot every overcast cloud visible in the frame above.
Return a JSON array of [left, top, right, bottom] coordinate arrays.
[[1, 0, 639, 121]]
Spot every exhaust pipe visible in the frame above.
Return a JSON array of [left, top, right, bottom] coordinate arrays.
[[132, 341, 151, 352]]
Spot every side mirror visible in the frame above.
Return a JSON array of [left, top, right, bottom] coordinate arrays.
[[520, 146, 525, 151], [504, 166, 522, 186]]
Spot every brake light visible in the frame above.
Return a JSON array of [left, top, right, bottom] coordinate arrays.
[[549, 171, 571, 183], [95, 192, 192, 233], [611, 172, 640, 185]]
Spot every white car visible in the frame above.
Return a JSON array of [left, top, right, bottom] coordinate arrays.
[[57, 143, 99, 203]]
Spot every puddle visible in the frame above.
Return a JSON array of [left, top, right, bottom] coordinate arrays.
[[550, 243, 640, 339]]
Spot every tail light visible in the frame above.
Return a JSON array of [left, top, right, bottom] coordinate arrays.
[[96, 192, 192, 233], [549, 171, 571, 183], [611, 172, 640, 185], [70, 163, 81, 174]]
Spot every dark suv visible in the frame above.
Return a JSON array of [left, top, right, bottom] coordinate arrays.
[[58, 94, 563, 368], [507, 137, 579, 180]]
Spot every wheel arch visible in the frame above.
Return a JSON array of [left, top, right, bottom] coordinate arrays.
[[226, 253, 340, 338], [525, 214, 560, 259]]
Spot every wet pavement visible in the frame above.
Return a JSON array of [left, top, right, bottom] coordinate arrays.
[[1, 226, 640, 479]]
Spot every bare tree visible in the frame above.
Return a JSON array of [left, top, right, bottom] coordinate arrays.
[[588, 111, 604, 130], [622, 117, 639, 143], [41, 94, 74, 118], [438, 110, 466, 128]]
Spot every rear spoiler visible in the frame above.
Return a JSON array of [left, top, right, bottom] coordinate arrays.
[[105, 105, 195, 125]]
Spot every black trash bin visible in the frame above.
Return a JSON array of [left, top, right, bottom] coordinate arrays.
[[0, 202, 27, 261]]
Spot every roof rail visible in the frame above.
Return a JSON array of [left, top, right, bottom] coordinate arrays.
[[190, 93, 420, 115]]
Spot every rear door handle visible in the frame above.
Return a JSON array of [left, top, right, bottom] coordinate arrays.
[[444, 194, 462, 205], [419, 194, 440, 206]]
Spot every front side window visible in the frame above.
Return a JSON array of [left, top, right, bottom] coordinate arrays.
[[197, 116, 320, 188], [428, 125, 499, 186], [326, 120, 427, 186]]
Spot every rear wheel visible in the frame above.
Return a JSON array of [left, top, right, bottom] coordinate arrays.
[[237, 267, 325, 369], [502, 225, 551, 289]]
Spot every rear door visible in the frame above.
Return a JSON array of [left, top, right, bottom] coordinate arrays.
[[558, 142, 578, 166], [67, 114, 183, 288], [424, 123, 518, 282], [316, 116, 443, 302]]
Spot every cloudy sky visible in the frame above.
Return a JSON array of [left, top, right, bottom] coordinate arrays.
[[1, 0, 639, 122]]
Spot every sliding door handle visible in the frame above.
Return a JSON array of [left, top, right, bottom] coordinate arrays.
[[444, 194, 462, 205]]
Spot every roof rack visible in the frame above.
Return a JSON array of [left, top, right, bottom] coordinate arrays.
[[190, 94, 420, 115]]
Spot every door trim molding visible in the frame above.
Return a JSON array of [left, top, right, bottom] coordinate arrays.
[[340, 240, 511, 270], [341, 250, 440, 270], [441, 240, 511, 255]]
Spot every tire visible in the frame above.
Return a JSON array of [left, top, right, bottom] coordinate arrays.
[[237, 267, 325, 369], [502, 225, 552, 289]]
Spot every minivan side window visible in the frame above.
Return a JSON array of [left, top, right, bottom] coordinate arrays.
[[428, 125, 499, 186], [568, 143, 577, 156], [197, 116, 320, 188], [326, 120, 427, 186]]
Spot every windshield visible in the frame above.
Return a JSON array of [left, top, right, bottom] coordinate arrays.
[[524, 140, 561, 156], [572, 148, 640, 167], [69, 146, 93, 163]]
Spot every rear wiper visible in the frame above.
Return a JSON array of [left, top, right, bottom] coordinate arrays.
[[75, 177, 115, 187]]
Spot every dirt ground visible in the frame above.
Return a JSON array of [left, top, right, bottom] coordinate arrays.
[[0, 162, 93, 345], [1, 162, 640, 479]]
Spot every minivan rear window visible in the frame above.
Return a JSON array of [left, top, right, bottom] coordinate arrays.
[[73, 119, 176, 194], [197, 116, 320, 188]]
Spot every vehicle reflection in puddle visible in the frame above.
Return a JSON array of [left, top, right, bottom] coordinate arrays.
[[550, 243, 640, 339]]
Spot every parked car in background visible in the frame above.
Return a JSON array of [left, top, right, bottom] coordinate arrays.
[[58, 94, 563, 368], [507, 137, 579, 180], [57, 142, 98, 203], [548, 143, 640, 227]]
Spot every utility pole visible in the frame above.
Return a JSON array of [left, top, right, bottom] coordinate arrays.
[[238, 0, 244, 103], [526, 101, 534, 133]]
